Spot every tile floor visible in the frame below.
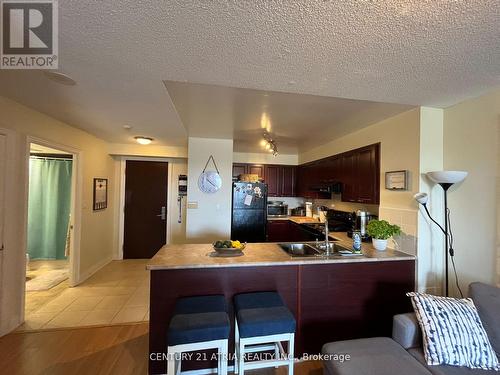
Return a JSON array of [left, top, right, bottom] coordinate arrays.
[[20, 259, 150, 331]]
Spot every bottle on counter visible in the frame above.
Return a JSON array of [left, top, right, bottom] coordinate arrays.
[[352, 230, 362, 253]]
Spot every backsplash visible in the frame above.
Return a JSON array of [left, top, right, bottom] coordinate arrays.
[[267, 197, 305, 210], [311, 194, 380, 216]]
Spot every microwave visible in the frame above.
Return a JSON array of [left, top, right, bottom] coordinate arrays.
[[267, 202, 288, 217]]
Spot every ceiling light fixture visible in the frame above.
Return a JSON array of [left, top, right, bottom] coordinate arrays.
[[134, 136, 153, 145], [43, 71, 77, 86], [262, 132, 278, 157]]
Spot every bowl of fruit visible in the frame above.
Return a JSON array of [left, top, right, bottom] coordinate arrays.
[[212, 240, 246, 256]]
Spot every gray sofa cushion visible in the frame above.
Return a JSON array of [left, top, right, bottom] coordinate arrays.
[[469, 282, 500, 358], [393, 312, 422, 349], [322, 337, 431, 375], [408, 348, 494, 375]]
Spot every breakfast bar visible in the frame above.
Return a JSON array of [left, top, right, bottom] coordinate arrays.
[[147, 239, 415, 374]]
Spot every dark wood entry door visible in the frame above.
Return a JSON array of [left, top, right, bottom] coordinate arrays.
[[124, 161, 168, 259]]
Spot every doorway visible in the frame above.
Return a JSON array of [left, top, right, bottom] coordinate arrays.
[[25, 143, 74, 311], [123, 160, 168, 259]]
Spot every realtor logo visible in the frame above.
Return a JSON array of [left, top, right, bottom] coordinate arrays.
[[1, 0, 58, 69]]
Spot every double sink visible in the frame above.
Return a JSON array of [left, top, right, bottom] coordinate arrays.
[[279, 241, 364, 258]]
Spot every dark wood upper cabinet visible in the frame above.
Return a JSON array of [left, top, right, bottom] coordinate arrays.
[[341, 152, 357, 203], [264, 165, 281, 197], [341, 144, 380, 204], [248, 165, 265, 180], [232, 163, 247, 180], [281, 166, 296, 197], [233, 163, 297, 197], [356, 146, 379, 203], [232, 143, 379, 203], [232, 163, 265, 181]]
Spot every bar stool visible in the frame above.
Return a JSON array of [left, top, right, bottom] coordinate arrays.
[[234, 292, 296, 375], [167, 295, 230, 375]]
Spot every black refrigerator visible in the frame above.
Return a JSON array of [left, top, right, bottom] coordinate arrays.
[[231, 182, 268, 242]]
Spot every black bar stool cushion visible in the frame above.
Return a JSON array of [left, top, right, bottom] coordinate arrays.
[[168, 312, 230, 346], [237, 306, 296, 338]]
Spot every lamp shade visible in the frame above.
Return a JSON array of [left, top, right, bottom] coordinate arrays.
[[414, 192, 428, 204], [426, 171, 468, 184]]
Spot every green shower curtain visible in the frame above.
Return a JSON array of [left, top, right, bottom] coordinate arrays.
[[27, 158, 72, 260]]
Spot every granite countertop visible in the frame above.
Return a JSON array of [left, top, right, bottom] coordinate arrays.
[[267, 216, 320, 223], [146, 228, 415, 271]]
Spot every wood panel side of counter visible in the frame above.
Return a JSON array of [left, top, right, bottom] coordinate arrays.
[[148, 260, 415, 374], [298, 260, 415, 354], [149, 266, 298, 375]]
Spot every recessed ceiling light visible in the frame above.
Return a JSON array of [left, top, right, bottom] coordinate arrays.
[[43, 71, 77, 86], [134, 136, 153, 145], [123, 125, 132, 130], [288, 80, 296, 85]]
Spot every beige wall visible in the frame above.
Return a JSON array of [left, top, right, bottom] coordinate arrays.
[[233, 152, 299, 165], [0, 96, 117, 334], [108, 143, 187, 158], [418, 107, 445, 294], [0, 97, 116, 279], [186, 137, 233, 242], [443, 87, 500, 292], [300, 108, 421, 254]]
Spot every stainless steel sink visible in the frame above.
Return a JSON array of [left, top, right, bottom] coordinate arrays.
[[279, 242, 365, 258], [278, 243, 322, 257]]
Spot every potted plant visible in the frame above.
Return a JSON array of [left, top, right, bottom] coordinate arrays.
[[366, 220, 402, 251]]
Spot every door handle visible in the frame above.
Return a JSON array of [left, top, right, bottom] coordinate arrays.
[[156, 206, 166, 220]]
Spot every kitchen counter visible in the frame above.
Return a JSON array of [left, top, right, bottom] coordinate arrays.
[[146, 240, 414, 270], [267, 215, 319, 223], [147, 233, 415, 374]]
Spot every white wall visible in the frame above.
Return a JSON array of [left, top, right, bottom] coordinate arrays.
[[443, 87, 500, 293], [186, 137, 233, 242]]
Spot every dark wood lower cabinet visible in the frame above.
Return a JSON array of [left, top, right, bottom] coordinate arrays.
[[148, 260, 415, 374], [267, 220, 290, 242]]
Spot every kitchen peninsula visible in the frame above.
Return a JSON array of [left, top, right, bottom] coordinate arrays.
[[147, 238, 415, 374]]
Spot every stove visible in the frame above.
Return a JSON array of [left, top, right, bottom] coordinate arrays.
[[302, 210, 354, 233]]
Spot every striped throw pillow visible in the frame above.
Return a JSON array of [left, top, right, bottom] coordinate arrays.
[[407, 292, 499, 370]]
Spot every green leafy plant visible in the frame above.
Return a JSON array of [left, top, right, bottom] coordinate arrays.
[[366, 220, 401, 240]]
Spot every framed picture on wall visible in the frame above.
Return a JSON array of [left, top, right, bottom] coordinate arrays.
[[385, 170, 408, 190], [93, 178, 108, 210]]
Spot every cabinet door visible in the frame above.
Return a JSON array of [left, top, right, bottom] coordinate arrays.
[[341, 152, 357, 203], [232, 163, 247, 180], [265, 165, 281, 197], [248, 165, 265, 181], [266, 220, 289, 242], [296, 165, 308, 198], [281, 166, 296, 197], [356, 147, 378, 204]]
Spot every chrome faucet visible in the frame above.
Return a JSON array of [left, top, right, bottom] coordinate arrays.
[[319, 209, 331, 256]]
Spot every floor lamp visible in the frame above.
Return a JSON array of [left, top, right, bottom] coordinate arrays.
[[414, 170, 468, 297]]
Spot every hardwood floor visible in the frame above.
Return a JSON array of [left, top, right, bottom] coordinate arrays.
[[0, 323, 322, 375]]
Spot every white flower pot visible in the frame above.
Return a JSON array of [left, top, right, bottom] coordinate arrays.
[[372, 239, 388, 251]]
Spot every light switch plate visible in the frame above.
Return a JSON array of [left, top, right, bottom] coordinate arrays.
[[187, 201, 198, 209]]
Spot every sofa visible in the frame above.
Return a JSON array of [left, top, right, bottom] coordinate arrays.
[[322, 282, 500, 375]]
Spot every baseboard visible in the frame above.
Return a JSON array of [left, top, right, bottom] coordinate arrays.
[[75, 255, 113, 285]]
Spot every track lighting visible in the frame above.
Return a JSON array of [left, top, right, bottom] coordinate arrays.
[[262, 132, 278, 156]]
